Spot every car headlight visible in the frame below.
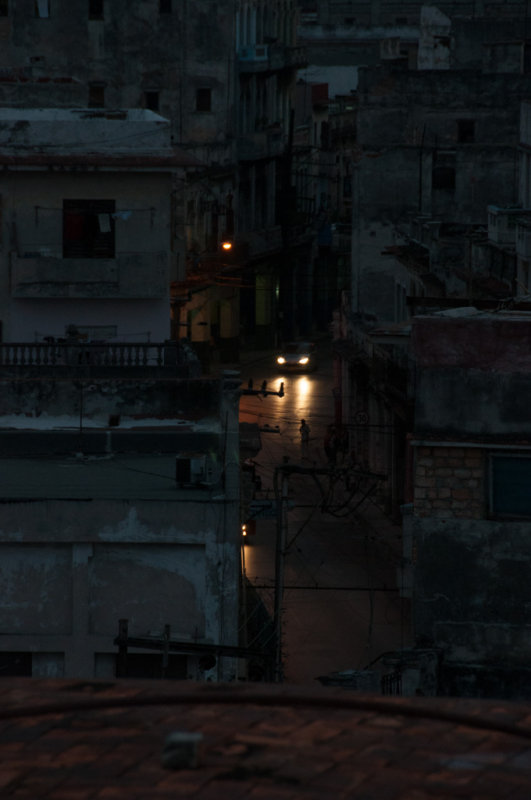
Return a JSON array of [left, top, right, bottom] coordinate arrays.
[[298, 356, 309, 364], [277, 356, 286, 364]]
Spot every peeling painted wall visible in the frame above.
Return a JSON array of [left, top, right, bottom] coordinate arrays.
[[0, 497, 240, 679]]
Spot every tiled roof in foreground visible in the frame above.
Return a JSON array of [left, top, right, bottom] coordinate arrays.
[[1, 679, 530, 798]]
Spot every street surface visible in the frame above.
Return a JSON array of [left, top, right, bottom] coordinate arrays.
[[238, 339, 412, 685]]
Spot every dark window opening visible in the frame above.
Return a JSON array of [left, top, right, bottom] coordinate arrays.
[[144, 91, 159, 112], [89, 0, 103, 19], [396, 17, 408, 24], [457, 119, 475, 143], [34, 0, 50, 17], [432, 151, 456, 192], [320, 120, 330, 150], [432, 166, 455, 191], [160, 0, 172, 12], [116, 653, 187, 679], [0, 652, 32, 677], [490, 454, 531, 518], [63, 199, 115, 259], [196, 88, 212, 112], [343, 175, 352, 198], [0, 0, 8, 17], [88, 83, 105, 108]]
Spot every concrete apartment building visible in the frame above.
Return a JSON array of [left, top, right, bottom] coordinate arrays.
[[323, 4, 531, 520], [404, 310, 531, 698]]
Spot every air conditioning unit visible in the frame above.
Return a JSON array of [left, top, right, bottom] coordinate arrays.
[[176, 453, 217, 487]]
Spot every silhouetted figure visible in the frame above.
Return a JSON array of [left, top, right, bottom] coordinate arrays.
[[299, 419, 310, 459]]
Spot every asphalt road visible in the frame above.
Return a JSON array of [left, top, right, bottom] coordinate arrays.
[[238, 339, 412, 686]]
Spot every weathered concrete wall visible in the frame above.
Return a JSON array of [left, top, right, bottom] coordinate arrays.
[[0, 0, 236, 162], [412, 316, 531, 436], [357, 68, 526, 149], [0, 497, 240, 679], [0, 377, 222, 420], [410, 513, 531, 697]]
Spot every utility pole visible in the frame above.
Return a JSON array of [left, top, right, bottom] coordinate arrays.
[[273, 464, 289, 682]]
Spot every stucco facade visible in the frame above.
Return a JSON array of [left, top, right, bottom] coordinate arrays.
[[0, 108, 194, 342]]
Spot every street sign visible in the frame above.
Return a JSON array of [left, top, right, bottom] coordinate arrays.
[[247, 499, 294, 519]]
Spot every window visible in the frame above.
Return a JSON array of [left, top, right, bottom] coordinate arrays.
[[490, 453, 531, 518], [196, 88, 212, 112], [457, 119, 475, 144], [63, 199, 115, 259], [159, 0, 172, 12], [144, 91, 159, 112], [432, 151, 456, 192], [0, 652, 32, 676], [34, 0, 50, 17], [0, 0, 8, 17], [88, 82, 105, 107], [88, 0, 103, 20]]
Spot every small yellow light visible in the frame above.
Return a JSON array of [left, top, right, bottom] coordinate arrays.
[[277, 356, 286, 364], [241, 523, 247, 536], [298, 356, 309, 364], [221, 241, 232, 251]]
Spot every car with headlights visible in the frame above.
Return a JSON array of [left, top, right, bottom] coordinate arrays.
[[276, 341, 317, 372]]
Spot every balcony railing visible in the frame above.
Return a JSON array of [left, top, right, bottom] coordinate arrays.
[[0, 341, 200, 376]]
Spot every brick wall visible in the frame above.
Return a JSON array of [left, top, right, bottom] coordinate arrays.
[[414, 446, 485, 518]]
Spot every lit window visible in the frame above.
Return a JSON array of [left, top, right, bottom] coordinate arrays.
[[63, 199, 115, 259], [88, 0, 104, 20], [196, 88, 212, 112], [34, 0, 50, 17]]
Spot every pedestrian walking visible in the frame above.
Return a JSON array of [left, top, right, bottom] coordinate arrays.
[[299, 419, 310, 460]]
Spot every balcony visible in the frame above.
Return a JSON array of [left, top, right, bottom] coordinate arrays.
[[0, 340, 200, 378], [11, 251, 168, 299]]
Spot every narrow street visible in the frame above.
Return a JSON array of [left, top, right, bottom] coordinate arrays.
[[238, 340, 412, 685]]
